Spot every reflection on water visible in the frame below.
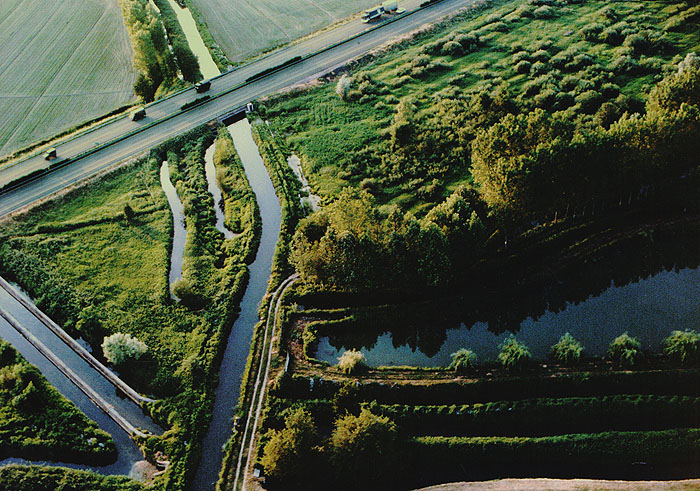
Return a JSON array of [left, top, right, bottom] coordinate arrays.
[[315, 225, 700, 366], [316, 266, 700, 365]]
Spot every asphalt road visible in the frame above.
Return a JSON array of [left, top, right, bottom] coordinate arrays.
[[0, 0, 477, 216]]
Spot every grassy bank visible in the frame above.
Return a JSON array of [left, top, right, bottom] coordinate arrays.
[[0, 124, 260, 488], [0, 340, 116, 464]]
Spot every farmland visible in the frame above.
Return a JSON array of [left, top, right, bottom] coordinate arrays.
[[185, 0, 380, 62], [0, 0, 136, 158]]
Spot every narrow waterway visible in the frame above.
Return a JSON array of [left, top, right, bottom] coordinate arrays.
[[160, 161, 187, 297], [287, 154, 320, 212], [0, 289, 150, 477], [165, 0, 221, 80], [204, 144, 235, 239], [191, 119, 281, 490]]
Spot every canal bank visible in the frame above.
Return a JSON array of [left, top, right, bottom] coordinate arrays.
[[190, 118, 281, 490]]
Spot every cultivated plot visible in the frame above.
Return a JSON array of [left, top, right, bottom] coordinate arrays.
[[188, 0, 380, 62], [0, 0, 136, 157]]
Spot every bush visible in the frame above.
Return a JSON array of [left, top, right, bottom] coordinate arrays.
[[497, 336, 531, 371], [607, 332, 642, 367], [550, 332, 584, 365], [442, 40, 464, 57], [664, 330, 700, 366], [448, 349, 477, 372], [515, 60, 532, 74], [101, 332, 148, 365], [337, 349, 366, 374], [336, 74, 352, 101]]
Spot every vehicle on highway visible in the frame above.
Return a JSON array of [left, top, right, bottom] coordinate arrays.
[[130, 107, 147, 121], [362, 0, 399, 21], [43, 147, 57, 160], [195, 80, 212, 93]]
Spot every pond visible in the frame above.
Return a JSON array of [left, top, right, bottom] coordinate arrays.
[[316, 260, 700, 367]]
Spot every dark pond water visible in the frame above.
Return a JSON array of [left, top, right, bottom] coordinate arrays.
[[204, 143, 236, 239], [316, 265, 700, 366]]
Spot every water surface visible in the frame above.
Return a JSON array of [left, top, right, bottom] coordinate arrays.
[[160, 161, 187, 297], [316, 266, 700, 366], [191, 119, 281, 490]]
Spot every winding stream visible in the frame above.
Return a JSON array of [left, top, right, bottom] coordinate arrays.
[[204, 144, 236, 239], [191, 119, 281, 490], [160, 161, 187, 297]]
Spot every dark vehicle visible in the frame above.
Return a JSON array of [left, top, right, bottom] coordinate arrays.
[[43, 147, 57, 160], [130, 107, 146, 121], [195, 80, 211, 93]]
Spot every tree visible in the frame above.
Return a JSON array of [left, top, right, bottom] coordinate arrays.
[[330, 408, 398, 485], [497, 336, 531, 371], [550, 332, 584, 365], [335, 74, 352, 101], [607, 332, 642, 367], [664, 330, 700, 366], [449, 348, 477, 372], [172, 40, 202, 83], [260, 408, 318, 484], [337, 349, 365, 374], [101, 333, 147, 365], [123, 203, 135, 221]]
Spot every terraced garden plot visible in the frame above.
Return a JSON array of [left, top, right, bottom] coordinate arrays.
[[0, 0, 136, 157], [186, 0, 378, 62]]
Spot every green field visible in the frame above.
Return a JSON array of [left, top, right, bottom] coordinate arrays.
[[0, 0, 136, 157], [186, 0, 379, 62]]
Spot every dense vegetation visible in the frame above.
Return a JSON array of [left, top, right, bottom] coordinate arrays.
[[248, 1, 700, 488], [0, 340, 115, 464], [0, 124, 259, 488], [258, 0, 700, 292], [119, 0, 201, 102], [0, 465, 142, 491]]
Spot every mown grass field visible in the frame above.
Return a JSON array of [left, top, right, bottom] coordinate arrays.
[[0, 0, 136, 157], [186, 0, 379, 62]]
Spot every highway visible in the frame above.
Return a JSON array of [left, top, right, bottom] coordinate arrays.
[[0, 0, 477, 217]]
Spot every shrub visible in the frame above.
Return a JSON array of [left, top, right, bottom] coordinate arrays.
[[101, 332, 147, 365], [607, 332, 642, 367], [531, 61, 549, 75], [449, 349, 477, 372], [335, 74, 352, 101], [515, 60, 532, 74], [581, 22, 604, 41], [532, 49, 551, 62], [550, 332, 584, 365], [664, 330, 700, 366], [512, 51, 531, 64], [442, 40, 464, 57], [497, 336, 531, 371], [337, 349, 366, 374], [260, 408, 318, 484], [575, 90, 603, 114], [533, 5, 555, 19]]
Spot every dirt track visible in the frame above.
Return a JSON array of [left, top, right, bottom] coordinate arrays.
[[417, 479, 700, 490]]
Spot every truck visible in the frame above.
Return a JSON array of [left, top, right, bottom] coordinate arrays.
[[43, 147, 57, 160], [195, 80, 211, 93], [130, 107, 146, 121], [361, 0, 399, 22]]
